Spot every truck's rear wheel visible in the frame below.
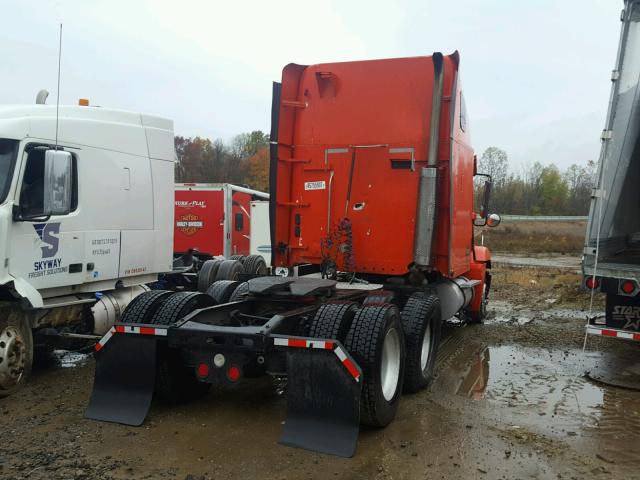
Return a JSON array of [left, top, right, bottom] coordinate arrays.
[[229, 255, 245, 263], [344, 305, 405, 427], [197, 259, 223, 292], [229, 282, 250, 302], [308, 302, 358, 342], [215, 260, 244, 281], [151, 292, 215, 326], [362, 290, 395, 306], [0, 316, 33, 398], [206, 280, 241, 304], [120, 290, 173, 324], [151, 292, 215, 402], [401, 292, 441, 393], [243, 255, 268, 275]]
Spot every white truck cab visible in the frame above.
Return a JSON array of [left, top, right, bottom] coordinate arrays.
[[0, 101, 175, 396]]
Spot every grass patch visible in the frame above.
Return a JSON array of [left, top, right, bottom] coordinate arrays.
[[490, 265, 604, 310], [476, 221, 586, 255]]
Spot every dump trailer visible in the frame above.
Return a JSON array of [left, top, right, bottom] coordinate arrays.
[[0, 96, 175, 397], [174, 183, 269, 259], [86, 52, 500, 457], [583, 0, 640, 342]]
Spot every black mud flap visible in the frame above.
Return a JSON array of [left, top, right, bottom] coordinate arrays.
[[85, 334, 158, 426], [280, 348, 362, 457]]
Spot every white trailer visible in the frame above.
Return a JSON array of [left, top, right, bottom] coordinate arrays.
[[0, 98, 175, 396], [583, 0, 640, 342]]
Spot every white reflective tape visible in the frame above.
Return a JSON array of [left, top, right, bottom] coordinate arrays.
[[334, 346, 347, 362], [155, 329, 168, 336], [273, 337, 289, 347]]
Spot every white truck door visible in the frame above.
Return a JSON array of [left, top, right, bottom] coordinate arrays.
[[9, 146, 85, 290], [250, 200, 272, 265]]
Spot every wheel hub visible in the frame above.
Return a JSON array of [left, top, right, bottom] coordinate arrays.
[[0, 326, 27, 390], [420, 323, 432, 371], [380, 327, 401, 401]]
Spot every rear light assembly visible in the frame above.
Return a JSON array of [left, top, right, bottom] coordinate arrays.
[[585, 276, 600, 290], [196, 363, 210, 378], [227, 365, 241, 382], [619, 279, 638, 296]]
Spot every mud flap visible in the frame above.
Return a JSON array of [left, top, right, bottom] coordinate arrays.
[[280, 349, 362, 457], [85, 334, 158, 426]]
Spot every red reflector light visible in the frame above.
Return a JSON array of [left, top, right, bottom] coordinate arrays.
[[197, 363, 210, 378], [586, 276, 600, 289], [621, 280, 636, 294], [227, 365, 241, 382]]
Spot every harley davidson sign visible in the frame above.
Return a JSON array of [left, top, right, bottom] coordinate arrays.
[[176, 213, 204, 236]]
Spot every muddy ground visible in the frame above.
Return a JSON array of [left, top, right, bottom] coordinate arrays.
[[2, 265, 640, 480]]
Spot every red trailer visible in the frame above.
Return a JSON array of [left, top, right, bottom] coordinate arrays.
[[174, 183, 269, 258], [86, 52, 501, 457]]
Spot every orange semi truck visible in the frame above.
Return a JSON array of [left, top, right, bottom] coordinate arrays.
[[85, 52, 500, 457]]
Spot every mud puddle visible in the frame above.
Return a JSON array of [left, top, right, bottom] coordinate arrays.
[[486, 299, 602, 325], [433, 330, 640, 469]]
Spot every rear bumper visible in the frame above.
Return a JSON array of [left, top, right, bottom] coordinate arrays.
[[586, 324, 640, 342]]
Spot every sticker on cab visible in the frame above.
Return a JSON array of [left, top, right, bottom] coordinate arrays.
[[304, 181, 326, 191]]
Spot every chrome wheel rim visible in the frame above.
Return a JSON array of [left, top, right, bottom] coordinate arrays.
[[380, 327, 401, 401], [420, 323, 432, 372], [0, 326, 27, 390]]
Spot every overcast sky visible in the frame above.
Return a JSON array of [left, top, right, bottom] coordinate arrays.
[[0, 0, 623, 171]]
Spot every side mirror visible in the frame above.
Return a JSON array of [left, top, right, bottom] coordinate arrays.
[[481, 179, 492, 218], [486, 213, 501, 228], [44, 150, 72, 216]]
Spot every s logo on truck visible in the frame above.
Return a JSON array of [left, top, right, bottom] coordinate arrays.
[[33, 223, 61, 258]]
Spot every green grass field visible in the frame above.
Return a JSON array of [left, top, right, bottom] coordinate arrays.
[[475, 220, 586, 255]]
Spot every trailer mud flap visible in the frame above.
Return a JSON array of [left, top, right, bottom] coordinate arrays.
[[85, 333, 158, 426], [277, 339, 362, 457]]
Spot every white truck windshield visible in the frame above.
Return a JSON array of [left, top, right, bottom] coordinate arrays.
[[0, 139, 19, 204]]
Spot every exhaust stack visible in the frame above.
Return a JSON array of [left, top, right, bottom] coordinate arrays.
[[413, 53, 444, 266]]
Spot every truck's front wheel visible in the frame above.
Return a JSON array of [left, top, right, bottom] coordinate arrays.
[[0, 316, 33, 397]]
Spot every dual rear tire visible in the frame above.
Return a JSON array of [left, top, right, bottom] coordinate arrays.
[[311, 292, 441, 427], [120, 291, 215, 403]]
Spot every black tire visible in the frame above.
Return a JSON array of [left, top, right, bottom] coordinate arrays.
[[215, 260, 244, 281], [206, 280, 241, 304], [362, 290, 395, 306], [468, 284, 487, 324], [197, 259, 223, 292], [150, 292, 215, 402], [0, 314, 33, 398], [151, 292, 215, 326], [344, 304, 405, 427], [156, 348, 212, 403], [243, 255, 268, 275], [401, 292, 442, 393], [120, 290, 173, 324], [308, 302, 358, 342], [228, 282, 250, 302], [229, 255, 245, 263]]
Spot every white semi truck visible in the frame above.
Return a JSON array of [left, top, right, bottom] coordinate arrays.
[[0, 98, 175, 396]]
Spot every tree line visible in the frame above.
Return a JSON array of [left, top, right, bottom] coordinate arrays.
[[174, 131, 270, 192], [174, 135, 596, 216], [477, 147, 596, 216]]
